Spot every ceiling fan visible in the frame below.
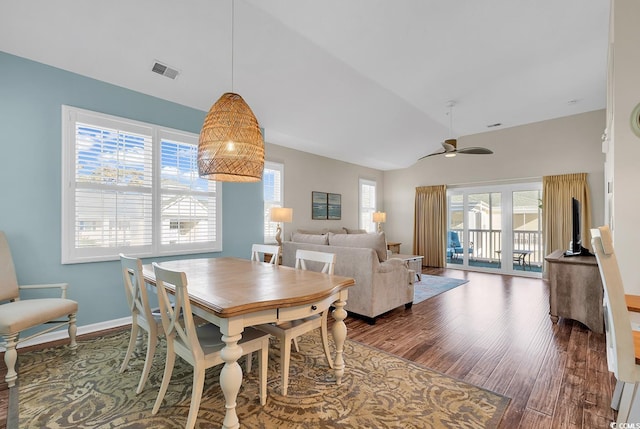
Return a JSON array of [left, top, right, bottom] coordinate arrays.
[[419, 102, 493, 160]]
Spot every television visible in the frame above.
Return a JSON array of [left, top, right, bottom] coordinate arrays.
[[564, 197, 593, 257]]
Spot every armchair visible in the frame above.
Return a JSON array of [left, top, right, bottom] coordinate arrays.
[[0, 231, 78, 387], [446, 230, 473, 259]]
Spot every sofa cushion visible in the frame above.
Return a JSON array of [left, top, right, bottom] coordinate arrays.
[[328, 232, 387, 261], [343, 227, 367, 234], [291, 232, 329, 245]]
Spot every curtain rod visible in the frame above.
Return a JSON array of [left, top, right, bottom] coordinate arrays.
[[445, 176, 542, 189]]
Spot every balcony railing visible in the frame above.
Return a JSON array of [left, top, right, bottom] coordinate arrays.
[[450, 228, 543, 266]]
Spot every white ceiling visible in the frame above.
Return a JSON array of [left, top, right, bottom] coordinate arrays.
[[0, 0, 610, 170]]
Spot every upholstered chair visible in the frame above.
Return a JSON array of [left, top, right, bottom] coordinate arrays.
[[0, 231, 78, 388]]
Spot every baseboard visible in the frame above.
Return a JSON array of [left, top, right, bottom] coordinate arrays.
[[0, 316, 132, 352]]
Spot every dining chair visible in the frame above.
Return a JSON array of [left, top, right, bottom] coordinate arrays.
[[151, 262, 270, 429], [0, 231, 78, 388], [591, 226, 640, 423], [251, 243, 280, 264], [119, 254, 163, 394], [257, 249, 336, 395]]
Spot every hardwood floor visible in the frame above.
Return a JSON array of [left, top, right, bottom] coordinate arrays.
[[0, 268, 615, 428]]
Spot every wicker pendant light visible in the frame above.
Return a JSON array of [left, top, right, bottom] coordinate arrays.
[[197, 1, 264, 182], [197, 92, 264, 182]]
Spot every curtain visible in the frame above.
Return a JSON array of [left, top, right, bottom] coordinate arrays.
[[413, 185, 447, 267], [542, 173, 592, 265]]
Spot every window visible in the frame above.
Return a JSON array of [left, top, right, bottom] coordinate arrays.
[[446, 181, 542, 277], [263, 161, 284, 244], [61, 106, 221, 264], [359, 179, 377, 232]]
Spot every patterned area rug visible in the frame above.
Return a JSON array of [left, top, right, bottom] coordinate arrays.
[[16, 329, 508, 428], [413, 275, 469, 305]]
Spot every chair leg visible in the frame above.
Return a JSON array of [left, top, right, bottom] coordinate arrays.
[[281, 336, 292, 396], [259, 339, 268, 406], [320, 312, 334, 369], [152, 347, 176, 415], [627, 383, 640, 423], [185, 365, 206, 429], [612, 379, 625, 410], [618, 382, 636, 423], [68, 313, 78, 354], [136, 330, 157, 394], [245, 351, 253, 373], [120, 323, 139, 373], [2, 333, 19, 388], [292, 337, 300, 353]]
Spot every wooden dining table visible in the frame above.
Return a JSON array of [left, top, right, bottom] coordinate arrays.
[[142, 256, 355, 429]]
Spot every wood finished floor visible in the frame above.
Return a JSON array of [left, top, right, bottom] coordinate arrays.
[[0, 268, 615, 428]]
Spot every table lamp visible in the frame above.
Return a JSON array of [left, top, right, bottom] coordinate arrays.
[[372, 211, 386, 233], [270, 207, 293, 247]]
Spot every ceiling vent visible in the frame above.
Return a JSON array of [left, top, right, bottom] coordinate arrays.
[[151, 61, 179, 79]]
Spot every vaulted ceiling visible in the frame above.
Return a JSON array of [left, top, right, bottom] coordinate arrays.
[[0, 0, 609, 170]]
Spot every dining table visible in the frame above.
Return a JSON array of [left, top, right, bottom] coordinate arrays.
[[142, 256, 355, 429]]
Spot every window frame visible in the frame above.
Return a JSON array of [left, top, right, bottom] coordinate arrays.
[[263, 161, 284, 244], [359, 178, 377, 233], [61, 105, 222, 264]]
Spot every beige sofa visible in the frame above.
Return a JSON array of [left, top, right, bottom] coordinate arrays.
[[282, 231, 415, 323]]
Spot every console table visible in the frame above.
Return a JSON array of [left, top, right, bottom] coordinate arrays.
[[545, 249, 603, 333]]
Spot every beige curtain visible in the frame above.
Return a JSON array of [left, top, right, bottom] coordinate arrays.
[[542, 173, 592, 261], [413, 185, 447, 267]]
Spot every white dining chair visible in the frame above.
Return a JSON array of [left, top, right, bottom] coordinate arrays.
[[251, 243, 280, 264], [0, 231, 78, 388], [591, 226, 640, 423], [151, 262, 270, 429], [257, 249, 335, 395], [119, 254, 163, 394]]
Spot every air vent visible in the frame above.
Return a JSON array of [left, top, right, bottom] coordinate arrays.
[[151, 61, 179, 79]]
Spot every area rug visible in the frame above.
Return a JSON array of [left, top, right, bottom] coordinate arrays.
[[413, 275, 469, 305], [16, 329, 508, 428]]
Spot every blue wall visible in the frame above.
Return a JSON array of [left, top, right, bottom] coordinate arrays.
[[0, 51, 264, 327]]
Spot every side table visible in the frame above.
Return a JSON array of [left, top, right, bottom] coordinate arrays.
[[387, 242, 401, 254], [263, 252, 282, 265]]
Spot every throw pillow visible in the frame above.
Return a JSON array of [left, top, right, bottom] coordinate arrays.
[[291, 232, 329, 245], [328, 232, 387, 261]]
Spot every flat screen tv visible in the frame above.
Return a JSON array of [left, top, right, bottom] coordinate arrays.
[[564, 197, 593, 256]]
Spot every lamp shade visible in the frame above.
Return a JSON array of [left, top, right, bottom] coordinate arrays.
[[197, 92, 264, 182], [270, 207, 293, 223], [372, 212, 386, 223]]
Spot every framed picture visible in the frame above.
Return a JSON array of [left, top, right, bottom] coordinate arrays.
[[312, 191, 328, 220], [328, 193, 342, 220]]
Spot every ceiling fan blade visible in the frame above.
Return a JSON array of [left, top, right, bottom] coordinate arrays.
[[418, 150, 446, 160], [456, 147, 493, 155]]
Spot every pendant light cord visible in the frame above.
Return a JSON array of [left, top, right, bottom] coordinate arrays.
[[231, 0, 235, 92], [448, 103, 453, 139]]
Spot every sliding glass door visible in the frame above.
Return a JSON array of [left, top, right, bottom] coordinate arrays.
[[447, 182, 542, 277]]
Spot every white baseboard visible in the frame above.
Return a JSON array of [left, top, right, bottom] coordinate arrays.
[[0, 317, 132, 352]]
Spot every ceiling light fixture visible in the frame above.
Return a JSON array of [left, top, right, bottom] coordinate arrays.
[[197, 0, 264, 182]]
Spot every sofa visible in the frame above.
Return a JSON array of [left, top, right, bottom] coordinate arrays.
[[282, 230, 415, 323]]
